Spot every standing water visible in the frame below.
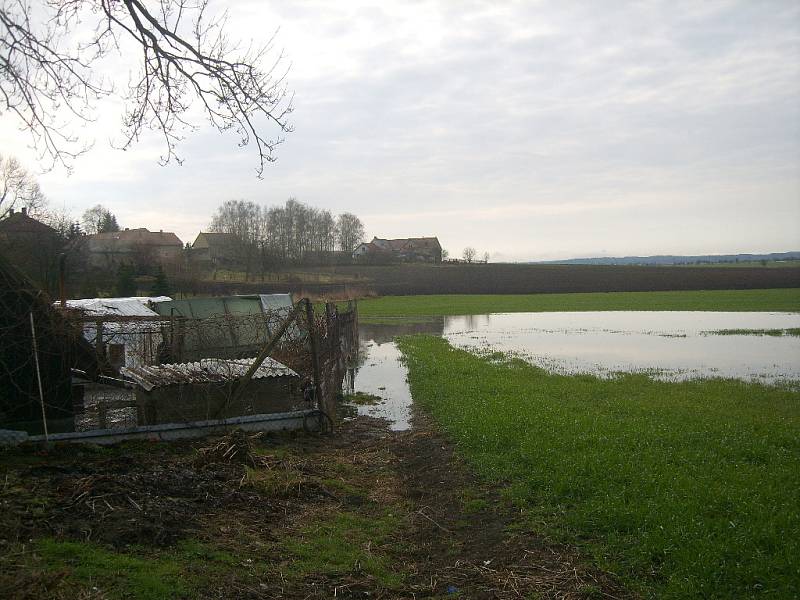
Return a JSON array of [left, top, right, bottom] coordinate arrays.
[[346, 312, 800, 430]]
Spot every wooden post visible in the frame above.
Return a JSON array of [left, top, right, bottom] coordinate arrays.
[[58, 253, 66, 309], [221, 301, 305, 416], [95, 319, 105, 370], [304, 298, 326, 419], [29, 313, 49, 442]]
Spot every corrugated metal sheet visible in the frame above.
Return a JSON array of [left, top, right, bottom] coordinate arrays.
[[152, 296, 263, 318], [121, 358, 298, 392], [149, 294, 299, 361], [258, 294, 293, 312], [59, 297, 171, 317]]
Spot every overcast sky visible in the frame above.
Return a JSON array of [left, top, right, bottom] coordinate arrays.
[[2, 0, 799, 261]]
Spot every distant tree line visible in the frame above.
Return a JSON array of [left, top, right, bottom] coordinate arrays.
[[208, 198, 364, 270]]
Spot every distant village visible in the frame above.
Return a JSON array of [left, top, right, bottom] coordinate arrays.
[[0, 203, 449, 298]]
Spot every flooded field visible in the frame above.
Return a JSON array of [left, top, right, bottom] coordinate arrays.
[[347, 311, 800, 429]]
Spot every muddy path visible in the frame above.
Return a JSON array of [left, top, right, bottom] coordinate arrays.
[[1, 414, 629, 599]]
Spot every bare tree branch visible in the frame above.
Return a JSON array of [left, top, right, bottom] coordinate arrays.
[[0, 152, 47, 216], [0, 0, 293, 175]]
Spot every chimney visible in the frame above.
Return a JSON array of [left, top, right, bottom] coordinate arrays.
[[20, 207, 27, 216]]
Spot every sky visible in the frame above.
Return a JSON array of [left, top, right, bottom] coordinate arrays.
[[2, 0, 799, 262]]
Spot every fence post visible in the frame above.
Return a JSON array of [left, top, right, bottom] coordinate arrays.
[[304, 299, 327, 422], [29, 312, 49, 442], [222, 301, 305, 417], [95, 318, 105, 370]]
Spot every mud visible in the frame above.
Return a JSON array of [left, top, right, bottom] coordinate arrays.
[[1, 414, 630, 599]]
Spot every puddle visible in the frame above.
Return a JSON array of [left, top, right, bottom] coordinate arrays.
[[343, 318, 444, 430], [346, 312, 800, 430]]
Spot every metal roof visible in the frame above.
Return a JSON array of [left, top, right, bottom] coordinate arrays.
[[258, 293, 293, 312], [59, 297, 172, 317], [120, 357, 298, 391]]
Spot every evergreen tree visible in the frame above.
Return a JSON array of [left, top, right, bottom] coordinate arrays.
[[115, 264, 137, 296], [150, 265, 171, 296], [99, 211, 120, 233], [67, 221, 83, 240]]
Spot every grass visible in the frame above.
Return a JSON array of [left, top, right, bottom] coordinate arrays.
[[703, 328, 800, 337], [29, 538, 242, 599], [283, 510, 405, 588], [343, 391, 383, 405], [396, 335, 800, 599], [357, 288, 800, 317]]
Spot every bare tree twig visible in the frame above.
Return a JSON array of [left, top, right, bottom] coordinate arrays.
[[0, 0, 292, 175]]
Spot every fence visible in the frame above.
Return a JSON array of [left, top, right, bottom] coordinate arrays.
[[1, 298, 358, 443]]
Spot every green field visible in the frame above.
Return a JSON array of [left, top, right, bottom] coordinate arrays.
[[358, 288, 800, 317], [397, 336, 800, 598]]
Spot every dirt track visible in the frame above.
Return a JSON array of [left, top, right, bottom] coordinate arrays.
[[1, 412, 629, 599]]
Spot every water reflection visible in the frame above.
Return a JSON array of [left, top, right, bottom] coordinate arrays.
[[344, 317, 444, 430], [443, 312, 800, 385], [358, 317, 445, 344], [348, 311, 800, 430]]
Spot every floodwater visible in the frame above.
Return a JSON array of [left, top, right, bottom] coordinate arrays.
[[346, 312, 800, 430]]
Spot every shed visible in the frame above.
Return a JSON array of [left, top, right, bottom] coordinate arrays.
[[56, 297, 172, 368], [121, 358, 303, 425]]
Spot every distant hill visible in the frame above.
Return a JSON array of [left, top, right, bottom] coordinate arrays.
[[535, 251, 800, 266]]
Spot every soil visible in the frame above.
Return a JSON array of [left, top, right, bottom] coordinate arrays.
[[0, 412, 631, 599]]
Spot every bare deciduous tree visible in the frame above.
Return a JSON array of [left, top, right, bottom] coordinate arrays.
[[0, 153, 47, 217], [462, 247, 476, 263], [483, 251, 490, 263], [1, 0, 293, 175], [336, 213, 364, 253]]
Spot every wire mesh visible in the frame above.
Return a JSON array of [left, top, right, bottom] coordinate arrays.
[[1, 297, 358, 440]]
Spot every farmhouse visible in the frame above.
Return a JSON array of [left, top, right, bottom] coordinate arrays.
[[0, 207, 65, 292], [86, 228, 183, 269], [353, 236, 442, 263], [190, 231, 240, 267]]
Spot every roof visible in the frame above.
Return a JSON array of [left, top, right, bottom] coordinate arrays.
[[0, 211, 59, 236], [89, 228, 183, 247], [121, 357, 298, 391], [192, 232, 239, 249], [57, 297, 171, 317], [257, 293, 294, 312], [371, 237, 441, 251]]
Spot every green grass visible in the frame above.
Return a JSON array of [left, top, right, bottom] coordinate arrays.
[[396, 336, 800, 598], [283, 510, 405, 588], [357, 289, 800, 317], [26, 538, 252, 599], [343, 391, 383, 405]]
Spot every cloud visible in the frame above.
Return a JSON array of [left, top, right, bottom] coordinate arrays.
[[1, 0, 797, 259]]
